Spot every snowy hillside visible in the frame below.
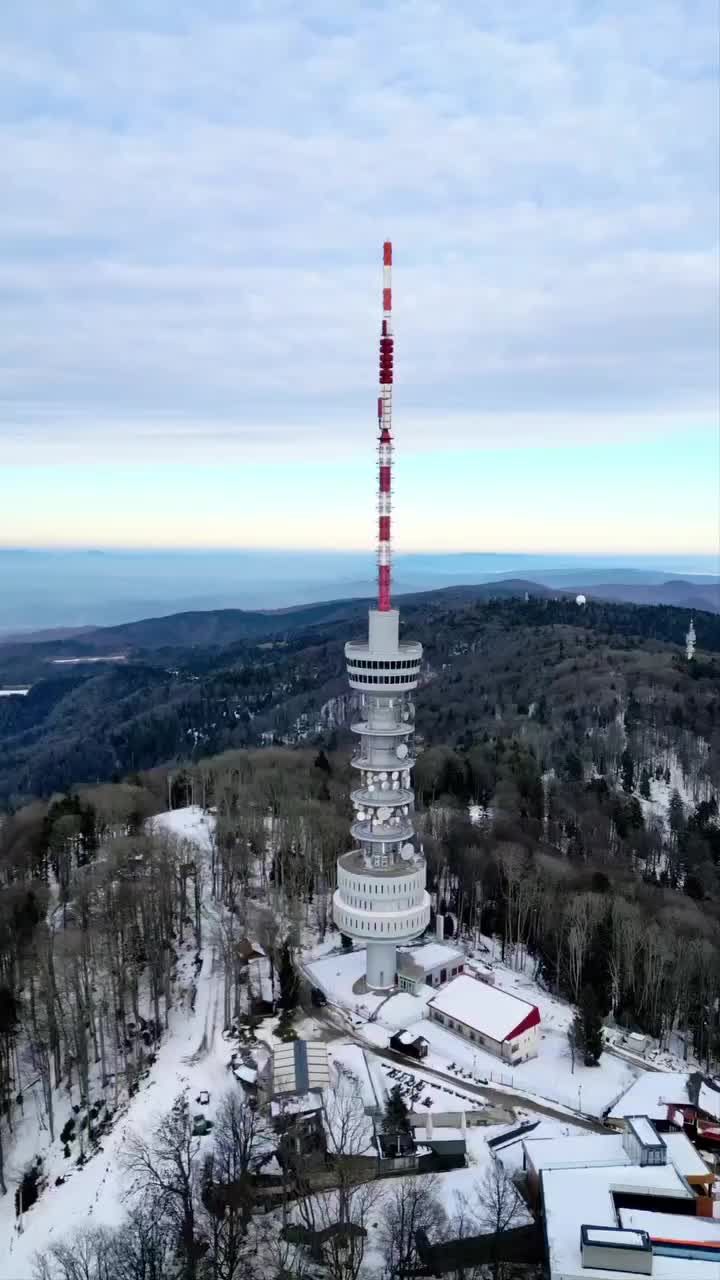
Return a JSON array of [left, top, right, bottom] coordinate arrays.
[[1, 810, 237, 1277]]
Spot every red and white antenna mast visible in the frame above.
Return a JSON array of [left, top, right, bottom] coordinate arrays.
[[377, 240, 393, 611]]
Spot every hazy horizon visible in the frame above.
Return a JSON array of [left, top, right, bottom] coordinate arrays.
[[2, 548, 718, 635]]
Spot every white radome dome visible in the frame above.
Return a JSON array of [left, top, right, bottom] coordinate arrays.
[[576, 594, 586, 606]]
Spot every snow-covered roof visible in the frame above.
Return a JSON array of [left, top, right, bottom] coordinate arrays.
[[583, 1227, 646, 1248], [619, 1208, 720, 1243], [232, 1063, 257, 1085], [393, 1029, 427, 1047], [663, 1130, 712, 1178], [273, 1041, 330, 1096], [428, 974, 538, 1042], [424, 1126, 467, 1141], [270, 1092, 322, 1118], [627, 1115, 664, 1147], [399, 942, 464, 971], [698, 1079, 720, 1121], [542, 1163, 703, 1280], [606, 1071, 691, 1121], [524, 1133, 630, 1172]]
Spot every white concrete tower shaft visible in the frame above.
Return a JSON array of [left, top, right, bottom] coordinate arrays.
[[332, 243, 430, 990]]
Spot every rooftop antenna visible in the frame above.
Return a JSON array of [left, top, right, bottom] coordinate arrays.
[[377, 241, 393, 611]]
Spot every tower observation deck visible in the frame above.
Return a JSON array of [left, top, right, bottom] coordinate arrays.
[[332, 243, 430, 990]]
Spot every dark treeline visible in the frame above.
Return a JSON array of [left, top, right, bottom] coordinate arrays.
[[0, 595, 717, 806], [424, 808, 720, 1069]]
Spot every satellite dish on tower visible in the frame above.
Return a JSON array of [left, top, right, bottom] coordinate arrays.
[[377, 806, 391, 823], [396, 743, 408, 760]]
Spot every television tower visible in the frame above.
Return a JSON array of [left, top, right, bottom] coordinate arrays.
[[378, 240, 393, 612], [332, 243, 430, 990]]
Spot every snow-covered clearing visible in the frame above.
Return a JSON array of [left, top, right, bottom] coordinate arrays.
[[400, 1016, 638, 1118], [305, 950, 432, 1028], [306, 943, 641, 1119]]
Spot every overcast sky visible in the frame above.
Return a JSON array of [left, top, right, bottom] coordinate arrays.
[[1, 1, 718, 553]]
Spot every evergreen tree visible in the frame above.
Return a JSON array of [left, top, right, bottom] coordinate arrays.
[[568, 1010, 582, 1074], [278, 940, 298, 1012], [579, 986, 604, 1066], [669, 790, 685, 838], [569, 987, 604, 1069], [314, 749, 331, 775], [384, 1084, 411, 1134], [584, 909, 613, 1017], [620, 748, 635, 793], [639, 769, 651, 800], [563, 751, 583, 783]]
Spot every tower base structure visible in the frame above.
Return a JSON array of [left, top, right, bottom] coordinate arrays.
[[366, 941, 399, 991]]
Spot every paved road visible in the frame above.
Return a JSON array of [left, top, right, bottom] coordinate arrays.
[[316, 1005, 606, 1134]]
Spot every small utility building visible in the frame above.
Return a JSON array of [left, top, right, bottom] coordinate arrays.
[[396, 942, 465, 994], [427, 974, 540, 1064]]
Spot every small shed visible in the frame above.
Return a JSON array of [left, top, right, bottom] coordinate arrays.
[[389, 1030, 429, 1059], [626, 1032, 649, 1056], [622, 1116, 667, 1168], [580, 1226, 652, 1276]]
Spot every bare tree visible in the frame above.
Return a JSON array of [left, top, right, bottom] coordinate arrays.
[[377, 1175, 447, 1280], [200, 1090, 271, 1278], [33, 1226, 113, 1280], [34, 1212, 178, 1280], [454, 1160, 525, 1280], [122, 1093, 200, 1279], [290, 1072, 382, 1280]]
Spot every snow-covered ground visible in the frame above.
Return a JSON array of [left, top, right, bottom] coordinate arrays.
[[306, 949, 437, 1029], [306, 943, 642, 1119], [399, 1016, 638, 1118], [5, 797, 703, 1276], [636, 752, 715, 832]]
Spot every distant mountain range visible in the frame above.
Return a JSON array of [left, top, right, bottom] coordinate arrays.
[[0, 584, 718, 808], [1, 548, 717, 634], [1, 574, 717, 661]]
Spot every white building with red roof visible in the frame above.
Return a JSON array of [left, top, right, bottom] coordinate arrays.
[[427, 972, 540, 1064]]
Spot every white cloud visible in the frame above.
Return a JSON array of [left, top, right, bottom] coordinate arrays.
[[0, 1, 717, 462]]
